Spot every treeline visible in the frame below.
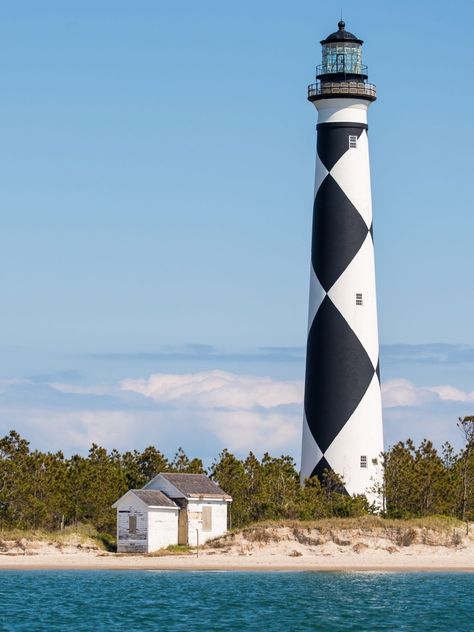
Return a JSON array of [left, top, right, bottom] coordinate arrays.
[[0, 416, 472, 535], [381, 416, 473, 521], [0, 432, 205, 533]]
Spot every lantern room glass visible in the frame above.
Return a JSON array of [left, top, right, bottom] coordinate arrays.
[[321, 42, 362, 75]]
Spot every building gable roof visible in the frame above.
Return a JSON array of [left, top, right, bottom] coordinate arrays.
[[159, 473, 232, 500], [113, 488, 178, 509], [131, 489, 178, 507]]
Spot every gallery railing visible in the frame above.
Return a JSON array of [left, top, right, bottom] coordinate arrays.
[[308, 81, 377, 100]]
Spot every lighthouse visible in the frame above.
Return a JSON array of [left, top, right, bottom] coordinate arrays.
[[300, 21, 384, 501]]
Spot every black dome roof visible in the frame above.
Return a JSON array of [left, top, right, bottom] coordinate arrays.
[[321, 21, 363, 45]]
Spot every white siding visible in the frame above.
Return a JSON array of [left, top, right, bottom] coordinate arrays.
[[147, 508, 179, 552], [115, 493, 149, 553], [186, 500, 229, 546]]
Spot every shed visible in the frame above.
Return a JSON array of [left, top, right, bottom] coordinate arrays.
[[144, 473, 232, 546], [112, 489, 179, 553], [113, 473, 232, 552]]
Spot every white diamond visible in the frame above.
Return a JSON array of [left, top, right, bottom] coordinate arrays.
[[327, 234, 379, 368], [307, 265, 326, 331], [300, 413, 323, 482], [314, 151, 329, 198], [324, 374, 383, 501], [329, 130, 372, 228]]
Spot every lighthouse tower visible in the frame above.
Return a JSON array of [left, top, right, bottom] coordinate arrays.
[[300, 21, 383, 501]]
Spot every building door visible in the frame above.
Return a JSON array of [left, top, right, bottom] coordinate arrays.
[[178, 508, 188, 545]]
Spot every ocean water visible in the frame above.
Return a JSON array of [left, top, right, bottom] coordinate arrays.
[[0, 571, 472, 631]]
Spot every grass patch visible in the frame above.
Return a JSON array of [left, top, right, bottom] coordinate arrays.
[[146, 544, 193, 557], [93, 532, 116, 552], [394, 527, 417, 547], [166, 544, 192, 554]]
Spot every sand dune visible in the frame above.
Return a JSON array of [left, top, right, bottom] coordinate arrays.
[[1, 522, 473, 571]]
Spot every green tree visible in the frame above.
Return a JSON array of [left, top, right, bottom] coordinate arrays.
[[210, 449, 250, 527], [0, 431, 32, 528], [170, 447, 205, 474], [457, 416, 474, 521], [121, 446, 169, 489], [66, 445, 127, 532], [382, 439, 457, 518]]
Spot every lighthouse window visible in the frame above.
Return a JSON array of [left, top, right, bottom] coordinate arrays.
[[349, 135, 358, 149], [356, 292, 363, 306], [360, 455, 368, 469]]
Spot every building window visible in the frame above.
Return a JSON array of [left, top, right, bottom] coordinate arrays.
[[349, 135, 357, 149], [129, 515, 137, 534], [360, 455, 368, 469], [356, 292, 363, 306], [202, 506, 212, 532]]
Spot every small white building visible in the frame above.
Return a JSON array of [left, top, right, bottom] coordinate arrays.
[[113, 473, 232, 553]]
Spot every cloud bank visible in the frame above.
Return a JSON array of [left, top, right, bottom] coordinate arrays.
[[0, 369, 472, 459], [120, 370, 302, 453], [120, 370, 302, 409]]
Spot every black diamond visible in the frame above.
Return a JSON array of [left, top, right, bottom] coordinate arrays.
[[312, 175, 369, 292], [304, 297, 375, 453], [376, 359, 381, 383], [317, 125, 365, 172], [311, 456, 348, 495], [311, 456, 332, 479]]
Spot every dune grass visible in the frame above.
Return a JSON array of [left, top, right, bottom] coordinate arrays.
[[230, 514, 467, 533], [0, 523, 116, 551], [205, 515, 471, 550], [1, 516, 471, 555]]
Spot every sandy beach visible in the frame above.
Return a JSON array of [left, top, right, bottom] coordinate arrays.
[[1, 523, 473, 572], [0, 556, 473, 573]]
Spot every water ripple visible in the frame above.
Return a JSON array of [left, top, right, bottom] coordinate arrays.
[[0, 570, 472, 631]]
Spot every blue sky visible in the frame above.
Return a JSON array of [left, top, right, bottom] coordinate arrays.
[[0, 1, 473, 462]]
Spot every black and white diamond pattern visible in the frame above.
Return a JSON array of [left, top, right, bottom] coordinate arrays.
[[301, 123, 383, 496]]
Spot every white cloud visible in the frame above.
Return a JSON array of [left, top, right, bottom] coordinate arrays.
[[48, 382, 111, 396], [381, 379, 437, 408], [119, 370, 302, 410], [48, 409, 141, 451], [0, 405, 144, 453], [382, 378, 474, 408], [0, 377, 32, 393], [426, 385, 474, 402], [202, 409, 301, 453]]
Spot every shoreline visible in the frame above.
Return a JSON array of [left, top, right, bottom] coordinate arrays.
[[0, 554, 473, 573], [0, 565, 473, 573]]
